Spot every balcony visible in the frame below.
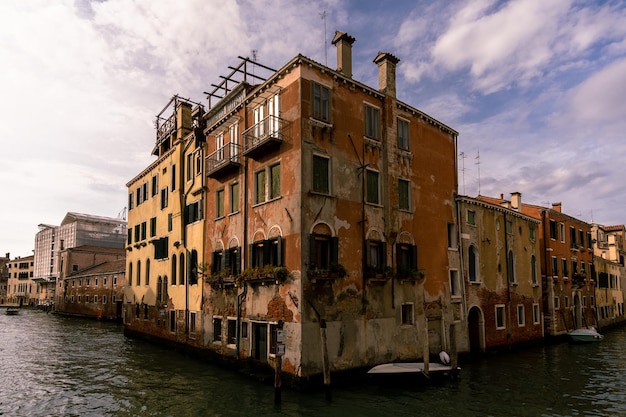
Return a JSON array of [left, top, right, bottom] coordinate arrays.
[[242, 115, 287, 158], [206, 143, 242, 178]]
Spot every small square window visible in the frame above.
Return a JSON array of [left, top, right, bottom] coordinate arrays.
[[401, 304, 414, 325]]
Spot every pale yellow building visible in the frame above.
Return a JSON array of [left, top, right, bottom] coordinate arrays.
[[592, 224, 626, 328], [124, 96, 206, 343], [6, 255, 36, 306]]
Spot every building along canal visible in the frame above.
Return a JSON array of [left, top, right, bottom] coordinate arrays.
[[1, 308, 626, 417]]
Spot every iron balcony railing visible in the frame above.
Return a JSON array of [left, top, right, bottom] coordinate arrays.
[[206, 142, 242, 176], [242, 115, 286, 156]]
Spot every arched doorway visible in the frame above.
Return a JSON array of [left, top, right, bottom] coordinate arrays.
[[467, 306, 484, 353]]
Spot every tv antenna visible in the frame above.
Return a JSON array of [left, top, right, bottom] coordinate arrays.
[[459, 151, 466, 195], [320, 10, 328, 65], [475, 148, 481, 196]]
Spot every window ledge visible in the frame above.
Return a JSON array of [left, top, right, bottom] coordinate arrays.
[[451, 296, 463, 303], [469, 281, 482, 285], [309, 190, 335, 198], [365, 202, 384, 208], [308, 117, 333, 129]]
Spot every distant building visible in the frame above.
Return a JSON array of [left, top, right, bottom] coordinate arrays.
[[55, 245, 126, 320], [125, 31, 462, 382], [0, 253, 9, 305], [481, 197, 596, 337], [459, 193, 543, 352], [5, 254, 35, 306], [591, 224, 626, 329], [32, 213, 127, 306]]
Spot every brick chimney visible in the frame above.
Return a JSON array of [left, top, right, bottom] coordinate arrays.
[[374, 52, 400, 98], [332, 31, 355, 78], [552, 202, 562, 212], [510, 192, 522, 212]]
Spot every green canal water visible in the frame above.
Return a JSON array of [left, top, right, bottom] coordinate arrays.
[[1, 308, 625, 416]]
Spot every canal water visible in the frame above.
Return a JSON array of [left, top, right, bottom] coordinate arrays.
[[1, 309, 625, 417]]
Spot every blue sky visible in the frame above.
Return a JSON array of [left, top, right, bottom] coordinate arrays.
[[1, 0, 625, 257]]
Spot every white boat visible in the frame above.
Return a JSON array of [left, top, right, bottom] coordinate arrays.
[[5, 307, 20, 316], [367, 362, 459, 375], [568, 327, 604, 343]]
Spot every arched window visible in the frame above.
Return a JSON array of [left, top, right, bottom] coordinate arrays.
[[145, 259, 150, 286], [156, 276, 162, 304], [172, 254, 177, 286], [179, 253, 185, 285], [128, 263, 133, 287], [507, 250, 516, 283], [469, 245, 478, 282], [190, 250, 198, 285], [136, 260, 141, 286], [163, 276, 169, 302], [531, 255, 537, 285]]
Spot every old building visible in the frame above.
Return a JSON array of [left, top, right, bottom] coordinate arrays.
[[33, 213, 127, 307], [55, 245, 126, 320], [5, 255, 35, 306], [460, 194, 543, 353], [124, 32, 462, 383], [124, 95, 206, 345], [200, 32, 461, 380], [0, 253, 10, 305], [591, 224, 626, 329], [482, 197, 596, 337]]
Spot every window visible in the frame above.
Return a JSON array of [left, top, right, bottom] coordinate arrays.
[[127, 229, 132, 245], [309, 234, 337, 270], [398, 179, 410, 211], [529, 226, 536, 240], [241, 322, 248, 339], [450, 270, 460, 296], [195, 151, 202, 176], [251, 238, 283, 268], [150, 217, 157, 237], [467, 210, 476, 226], [507, 250, 515, 283], [533, 303, 540, 324], [312, 82, 330, 122], [212, 246, 242, 277], [366, 239, 386, 275], [216, 133, 224, 161], [549, 220, 557, 240], [188, 312, 197, 338], [583, 296, 587, 306], [134, 225, 140, 243], [128, 191, 134, 210], [216, 189, 225, 218], [145, 259, 150, 286], [397, 118, 409, 150], [168, 213, 173, 232], [269, 163, 281, 200], [151, 174, 158, 197], [185, 200, 203, 224], [495, 305, 505, 329], [230, 123, 240, 157], [564, 296, 570, 308], [313, 155, 330, 194], [230, 182, 239, 214], [141, 222, 147, 241], [255, 170, 266, 204], [517, 305, 525, 326], [213, 318, 222, 342], [554, 296, 560, 309], [136, 261, 141, 286], [531, 255, 537, 285], [551, 256, 558, 276], [396, 243, 417, 278], [468, 245, 479, 282], [103, 295, 107, 304], [154, 237, 169, 260], [559, 223, 565, 243], [169, 309, 176, 332], [506, 220, 513, 234], [186, 152, 194, 181], [171, 164, 176, 192], [447, 223, 457, 248], [160, 188, 168, 209], [366, 169, 380, 204], [227, 319, 237, 345], [401, 303, 414, 325], [562, 258, 569, 278], [128, 263, 133, 287], [364, 104, 380, 140], [171, 254, 177, 285]]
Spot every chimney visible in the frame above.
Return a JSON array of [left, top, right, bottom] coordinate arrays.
[[552, 202, 562, 212], [332, 31, 355, 78], [510, 192, 522, 212], [374, 52, 400, 98]]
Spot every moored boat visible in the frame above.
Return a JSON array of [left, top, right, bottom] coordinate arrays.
[[5, 307, 20, 316], [568, 327, 603, 343]]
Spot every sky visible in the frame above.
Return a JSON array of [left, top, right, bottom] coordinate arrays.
[[1, 0, 625, 257]]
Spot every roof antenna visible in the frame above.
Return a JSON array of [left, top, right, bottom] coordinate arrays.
[[459, 151, 466, 195], [475, 148, 481, 196], [320, 10, 328, 66]]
